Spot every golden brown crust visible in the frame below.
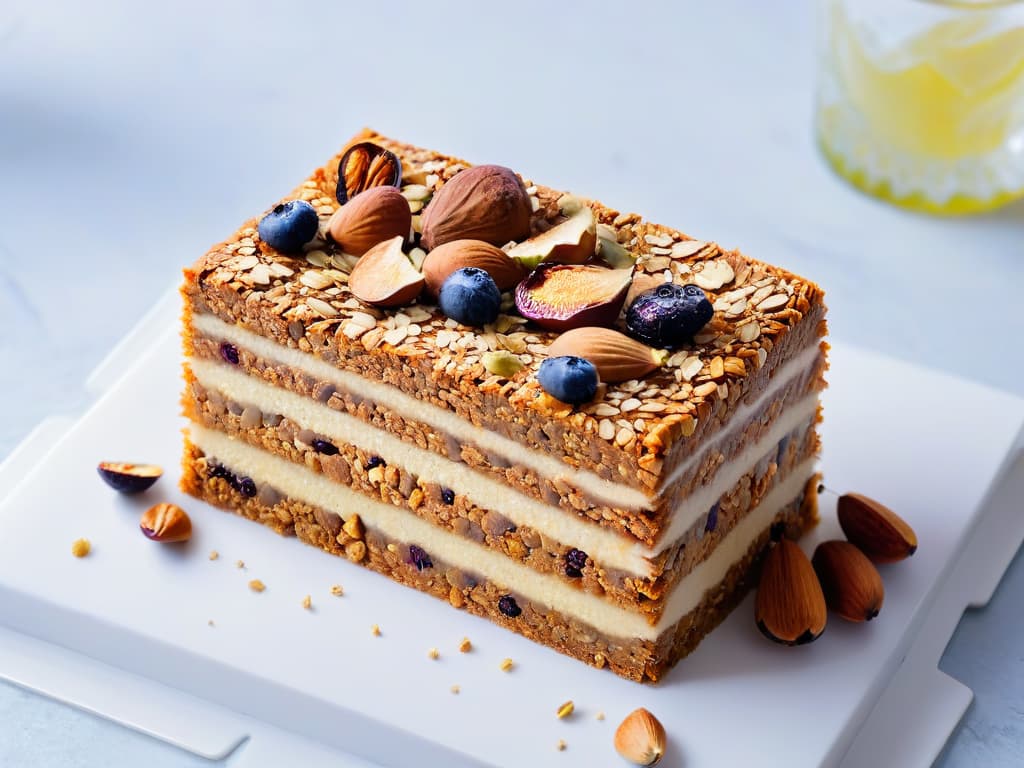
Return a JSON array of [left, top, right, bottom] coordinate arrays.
[[182, 128, 827, 503]]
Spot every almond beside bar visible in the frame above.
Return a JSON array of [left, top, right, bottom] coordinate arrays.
[[179, 128, 826, 682]]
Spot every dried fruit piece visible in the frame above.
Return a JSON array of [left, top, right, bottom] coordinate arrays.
[[514, 264, 631, 331], [421, 239, 524, 296], [625, 283, 714, 348], [547, 327, 668, 384], [812, 540, 885, 622], [347, 236, 424, 308], [420, 165, 531, 250], [97, 462, 162, 494], [336, 142, 402, 203], [837, 493, 917, 563], [505, 206, 597, 268], [614, 708, 666, 766], [327, 186, 411, 256], [140, 503, 192, 543], [755, 538, 827, 645]]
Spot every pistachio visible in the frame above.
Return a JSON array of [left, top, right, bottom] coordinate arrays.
[[755, 538, 827, 645], [420, 165, 531, 250], [347, 236, 424, 308], [421, 239, 524, 296], [140, 503, 192, 543], [837, 493, 917, 563], [547, 327, 667, 383], [614, 708, 666, 766], [327, 186, 411, 256], [482, 350, 525, 378], [336, 142, 402, 203], [598, 235, 637, 269], [812, 540, 885, 622]]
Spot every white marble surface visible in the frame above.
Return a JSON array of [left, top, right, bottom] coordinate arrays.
[[0, 0, 1021, 765]]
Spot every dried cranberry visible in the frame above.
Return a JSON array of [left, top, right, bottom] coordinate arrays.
[[219, 342, 240, 365], [705, 503, 720, 533], [238, 477, 257, 497], [498, 595, 522, 618], [565, 548, 587, 578], [312, 439, 339, 456], [366, 456, 384, 470], [441, 488, 455, 505], [408, 544, 433, 571]]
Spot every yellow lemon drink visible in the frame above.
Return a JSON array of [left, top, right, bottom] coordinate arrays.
[[817, 0, 1024, 214]]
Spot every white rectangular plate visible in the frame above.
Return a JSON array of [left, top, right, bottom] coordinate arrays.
[[1, 294, 1021, 767]]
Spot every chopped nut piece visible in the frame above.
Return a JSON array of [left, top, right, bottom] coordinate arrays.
[[248, 579, 266, 593], [71, 538, 91, 558], [330, 584, 344, 596], [302, 594, 312, 610], [208, 550, 219, 561], [556, 700, 575, 719], [596, 711, 606, 721], [235, 560, 245, 569], [371, 624, 381, 636], [428, 648, 440, 660], [450, 685, 461, 695], [458, 637, 472, 653], [556, 739, 567, 752], [500, 657, 515, 672]]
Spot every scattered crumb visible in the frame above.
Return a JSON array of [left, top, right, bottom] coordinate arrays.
[[208, 550, 219, 561], [428, 647, 440, 660], [596, 712, 605, 721], [458, 637, 472, 653], [302, 594, 312, 610], [556, 739, 567, 752], [330, 584, 344, 596], [500, 658, 514, 672], [248, 579, 266, 593], [208, 619, 215, 627], [235, 560, 245, 569], [450, 684, 460, 695], [371, 624, 381, 636], [556, 701, 575, 719], [71, 538, 91, 558]]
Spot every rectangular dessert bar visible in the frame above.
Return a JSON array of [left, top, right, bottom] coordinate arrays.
[[181, 129, 826, 681]]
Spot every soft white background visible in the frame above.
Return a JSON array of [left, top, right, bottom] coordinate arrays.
[[1, 0, 1021, 765]]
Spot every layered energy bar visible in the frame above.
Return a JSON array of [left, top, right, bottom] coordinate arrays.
[[181, 129, 826, 682]]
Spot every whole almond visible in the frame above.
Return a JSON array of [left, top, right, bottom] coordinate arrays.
[[347, 236, 424, 308], [140, 503, 192, 543], [547, 327, 667, 383], [328, 186, 411, 256], [812, 540, 884, 622], [420, 165, 531, 250], [755, 538, 827, 645], [614, 708, 666, 766], [421, 239, 524, 296], [837, 493, 917, 563]]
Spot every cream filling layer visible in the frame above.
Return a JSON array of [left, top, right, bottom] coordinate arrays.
[[191, 357, 819, 576], [191, 313, 821, 510], [189, 422, 817, 641]]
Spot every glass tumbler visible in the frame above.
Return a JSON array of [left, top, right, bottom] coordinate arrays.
[[816, 0, 1024, 214]]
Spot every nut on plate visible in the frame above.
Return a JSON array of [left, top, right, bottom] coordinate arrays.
[[837, 493, 917, 563], [420, 165, 532, 250], [347, 236, 424, 308], [812, 540, 885, 622], [336, 141, 402, 203], [755, 538, 827, 645], [614, 708, 666, 766], [421, 239, 524, 296], [140, 503, 192, 543], [547, 327, 667, 383], [327, 186, 411, 256]]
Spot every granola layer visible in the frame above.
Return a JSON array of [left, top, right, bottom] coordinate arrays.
[[182, 437, 819, 681]]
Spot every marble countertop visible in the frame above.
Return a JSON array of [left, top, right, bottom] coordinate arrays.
[[1, 0, 1021, 765]]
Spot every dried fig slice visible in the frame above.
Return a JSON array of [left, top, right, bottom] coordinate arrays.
[[336, 142, 402, 203]]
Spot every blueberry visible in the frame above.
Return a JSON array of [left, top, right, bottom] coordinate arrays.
[[537, 356, 598, 405], [238, 477, 257, 497], [565, 548, 587, 578], [438, 267, 501, 327], [441, 488, 455, 505], [498, 595, 522, 618], [366, 456, 383, 470], [408, 544, 433, 571], [705, 502, 720, 533], [257, 200, 318, 253], [775, 433, 791, 467], [625, 283, 713, 348], [312, 439, 339, 456], [220, 342, 240, 365]]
